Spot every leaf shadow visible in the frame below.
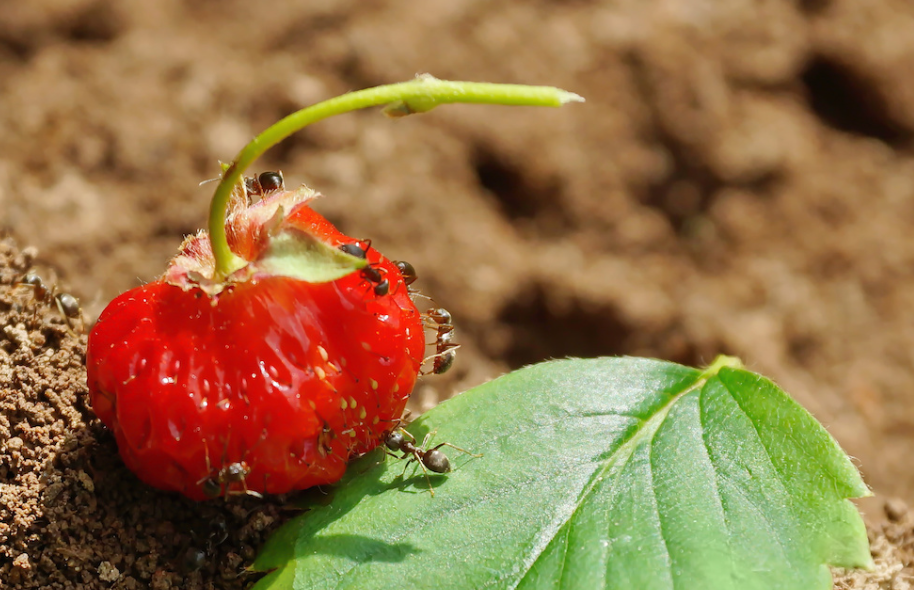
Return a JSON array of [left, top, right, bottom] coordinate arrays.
[[299, 533, 419, 562]]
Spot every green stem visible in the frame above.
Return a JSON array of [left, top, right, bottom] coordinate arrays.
[[209, 75, 584, 280]]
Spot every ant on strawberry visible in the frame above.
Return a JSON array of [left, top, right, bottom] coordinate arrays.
[[243, 170, 285, 202], [422, 307, 459, 375], [198, 438, 264, 499], [337, 239, 393, 297], [361, 265, 389, 297], [337, 242, 420, 298], [199, 460, 263, 500], [393, 260, 417, 287], [317, 420, 338, 458], [383, 427, 481, 496], [258, 171, 284, 193], [15, 272, 84, 332], [338, 240, 368, 259]]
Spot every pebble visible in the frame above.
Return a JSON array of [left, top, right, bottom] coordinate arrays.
[[98, 561, 120, 583], [885, 497, 909, 522]]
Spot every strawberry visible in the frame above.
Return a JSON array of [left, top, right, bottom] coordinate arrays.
[[84, 77, 582, 500], [86, 177, 425, 500]]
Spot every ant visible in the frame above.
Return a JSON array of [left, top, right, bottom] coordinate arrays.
[[338, 241, 422, 299], [392, 259, 435, 303], [361, 265, 389, 297], [317, 421, 337, 458], [15, 272, 83, 332], [338, 239, 392, 297], [393, 260, 417, 289], [181, 512, 228, 573], [198, 438, 264, 500], [199, 459, 263, 500], [383, 428, 481, 496], [422, 307, 459, 375], [338, 239, 369, 260], [243, 170, 285, 202]]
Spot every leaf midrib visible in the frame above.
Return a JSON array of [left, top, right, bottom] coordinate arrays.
[[516, 372, 709, 589]]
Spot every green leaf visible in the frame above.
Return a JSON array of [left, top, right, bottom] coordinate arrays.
[[251, 357, 872, 590]]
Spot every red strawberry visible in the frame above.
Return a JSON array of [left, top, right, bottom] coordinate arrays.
[[87, 179, 424, 500]]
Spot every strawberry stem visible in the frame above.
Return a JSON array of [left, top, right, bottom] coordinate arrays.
[[209, 75, 584, 280]]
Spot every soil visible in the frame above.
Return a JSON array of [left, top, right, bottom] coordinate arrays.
[[3, 0, 914, 587], [0, 239, 289, 589]]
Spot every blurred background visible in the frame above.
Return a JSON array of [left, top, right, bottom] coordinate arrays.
[[2, 0, 913, 504]]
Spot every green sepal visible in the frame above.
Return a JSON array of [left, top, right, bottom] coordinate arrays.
[[245, 227, 367, 284]]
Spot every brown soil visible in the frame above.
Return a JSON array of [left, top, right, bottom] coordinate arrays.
[[0, 239, 290, 588], [834, 500, 914, 590], [3, 0, 914, 587]]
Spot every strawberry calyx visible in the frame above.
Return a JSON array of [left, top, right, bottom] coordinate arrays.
[[164, 183, 366, 297]]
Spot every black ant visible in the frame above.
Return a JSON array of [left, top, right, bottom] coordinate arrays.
[[393, 260, 417, 288], [422, 307, 458, 375], [15, 272, 83, 332], [337, 240, 392, 297], [198, 438, 263, 499], [361, 265, 389, 297], [181, 513, 228, 573], [338, 239, 369, 260], [383, 428, 481, 496], [244, 171, 285, 202], [258, 171, 284, 193]]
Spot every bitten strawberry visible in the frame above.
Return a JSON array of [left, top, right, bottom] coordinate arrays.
[[87, 178, 424, 500]]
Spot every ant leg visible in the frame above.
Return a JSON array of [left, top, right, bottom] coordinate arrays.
[[420, 345, 460, 376], [236, 478, 264, 500], [219, 433, 233, 495], [429, 441, 483, 459], [411, 431, 441, 495], [54, 298, 77, 336], [197, 439, 223, 498], [399, 429, 418, 445], [422, 433, 481, 476], [199, 438, 213, 481], [397, 451, 416, 479], [409, 449, 437, 497], [227, 428, 268, 499]]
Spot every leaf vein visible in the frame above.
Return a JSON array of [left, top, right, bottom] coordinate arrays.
[[648, 406, 676, 590], [715, 377, 802, 576], [698, 388, 737, 588]]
